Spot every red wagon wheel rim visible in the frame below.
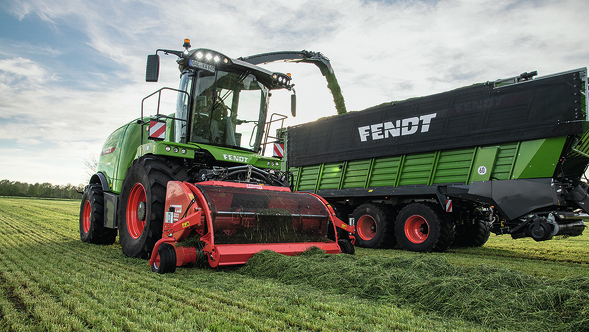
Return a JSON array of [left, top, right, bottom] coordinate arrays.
[[127, 183, 147, 239], [405, 215, 429, 243], [82, 200, 91, 234], [357, 215, 377, 241]]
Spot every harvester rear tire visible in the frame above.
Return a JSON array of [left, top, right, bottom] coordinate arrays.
[[395, 202, 455, 252], [152, 243, 177, 274], [351, 203, 392, 248], [118, 156, 188, 259], [79, 184, 117, 245], [452, 220, 491, 247]]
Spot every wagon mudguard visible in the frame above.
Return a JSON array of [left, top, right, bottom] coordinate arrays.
[[455, 178, 560, 220]]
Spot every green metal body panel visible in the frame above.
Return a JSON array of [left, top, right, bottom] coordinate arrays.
[[291, 136, 569, 194], [135, 140, 282, 169], [97, 115, 282, 194], [511, 137, 565, 179], [96, 121, 142, 194]]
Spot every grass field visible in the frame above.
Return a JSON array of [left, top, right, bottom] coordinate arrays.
[[0, 197, 588, 331]]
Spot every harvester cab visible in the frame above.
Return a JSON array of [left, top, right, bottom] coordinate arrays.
[[143, 39, 297, 157], [80, 39, 355, 274]]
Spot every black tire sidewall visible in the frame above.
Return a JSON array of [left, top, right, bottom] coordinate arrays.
[[337, 239, 355, 255], [79, 184, 116, 244], [395, 203, 442, 252], [118, 156, 187, 259], [152, 243, 177, 274], [453, 220, 491, 247], [118, 159, 162, 258], [352, 204, 389, 248], [119, 162, 161, 258], [79, 185, 100, 243]]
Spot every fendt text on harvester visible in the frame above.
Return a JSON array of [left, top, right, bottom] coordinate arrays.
[[80, 39, 355, 274]]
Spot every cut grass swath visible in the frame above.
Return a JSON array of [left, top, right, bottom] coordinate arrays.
[[1, 197, 588, 331], [0, 197, 491, 332], [240, 248, 589, 331]]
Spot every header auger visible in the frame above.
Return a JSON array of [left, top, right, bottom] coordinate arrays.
[[80, 39, 355, 274]]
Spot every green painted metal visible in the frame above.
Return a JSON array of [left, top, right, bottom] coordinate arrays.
[[368, 156, 401, 188], [363, 159, 375, 189], [511, 137, 566, 179], [291, 166, 302, 191], [398, 152, 436, 186], [427, 151, 441, 186], [433, 148, 476, 184], [470, 147, 498, 182], [506, 142, 521, 180], [97, 115, 283, 195], [297, 165, 321, 191], [97, 121, 142, 194], [343, 160, 371, 189], [291, 136, 574, 194], [338, 161, 349, 189]]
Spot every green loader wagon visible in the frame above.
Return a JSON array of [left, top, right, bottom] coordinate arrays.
[[286, 68, 589, 252]]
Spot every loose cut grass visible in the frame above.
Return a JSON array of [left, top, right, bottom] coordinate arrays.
[[325, 71, 347, 115], [241, 249, 589, 331], [0, 198, 488, 331]]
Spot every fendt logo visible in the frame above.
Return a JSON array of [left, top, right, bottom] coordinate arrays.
[[358, 113, 437, 142], [223, 154, 249, 163]]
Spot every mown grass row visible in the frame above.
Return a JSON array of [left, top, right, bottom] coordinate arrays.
[[0, 197, 491, 331], [241, 249, 589, 331], [1, 197, 588, 331]]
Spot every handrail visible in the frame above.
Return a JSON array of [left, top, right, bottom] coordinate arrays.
[[139, 87, 190, 145]]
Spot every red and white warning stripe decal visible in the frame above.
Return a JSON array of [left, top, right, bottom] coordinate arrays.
[[445, 199, 453, 213], [149, 120, 166, 140], [273, 143, 284, 157]]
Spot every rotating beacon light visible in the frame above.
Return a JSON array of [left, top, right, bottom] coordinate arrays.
[[183, 38, 191, 55]]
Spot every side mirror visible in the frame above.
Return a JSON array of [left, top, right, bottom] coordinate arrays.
[[291, 93, 296, 117], [146, 54, 160, 82]]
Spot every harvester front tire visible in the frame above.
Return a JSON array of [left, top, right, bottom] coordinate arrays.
[[351, 204, 392, 248], [79, 184, 116, 245], [452, 220, 491, 247], [152, 243, 177, 274], [118, 156, 188, 259], [395, 202, 455, 252]]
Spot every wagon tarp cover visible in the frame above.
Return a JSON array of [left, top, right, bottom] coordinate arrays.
[[288, 69, 586, 167]]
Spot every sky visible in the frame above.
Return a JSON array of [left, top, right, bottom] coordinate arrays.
[[0, 0, 588, 186]]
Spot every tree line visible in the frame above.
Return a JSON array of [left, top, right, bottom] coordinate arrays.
[[0, 179, 84, 200]]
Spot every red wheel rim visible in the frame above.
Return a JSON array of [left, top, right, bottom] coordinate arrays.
[[405, 215, 429, 243], [357, 215, 377, 241], [82, 200, 91, 234], [126, 183, 147, 239], [153, 252, 161, 270]]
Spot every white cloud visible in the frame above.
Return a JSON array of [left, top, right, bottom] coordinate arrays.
[[0, 57, 49, 85], [0, 0, 588, 185]]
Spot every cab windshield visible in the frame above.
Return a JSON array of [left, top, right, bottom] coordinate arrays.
[[175, 69, 268, 152]]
